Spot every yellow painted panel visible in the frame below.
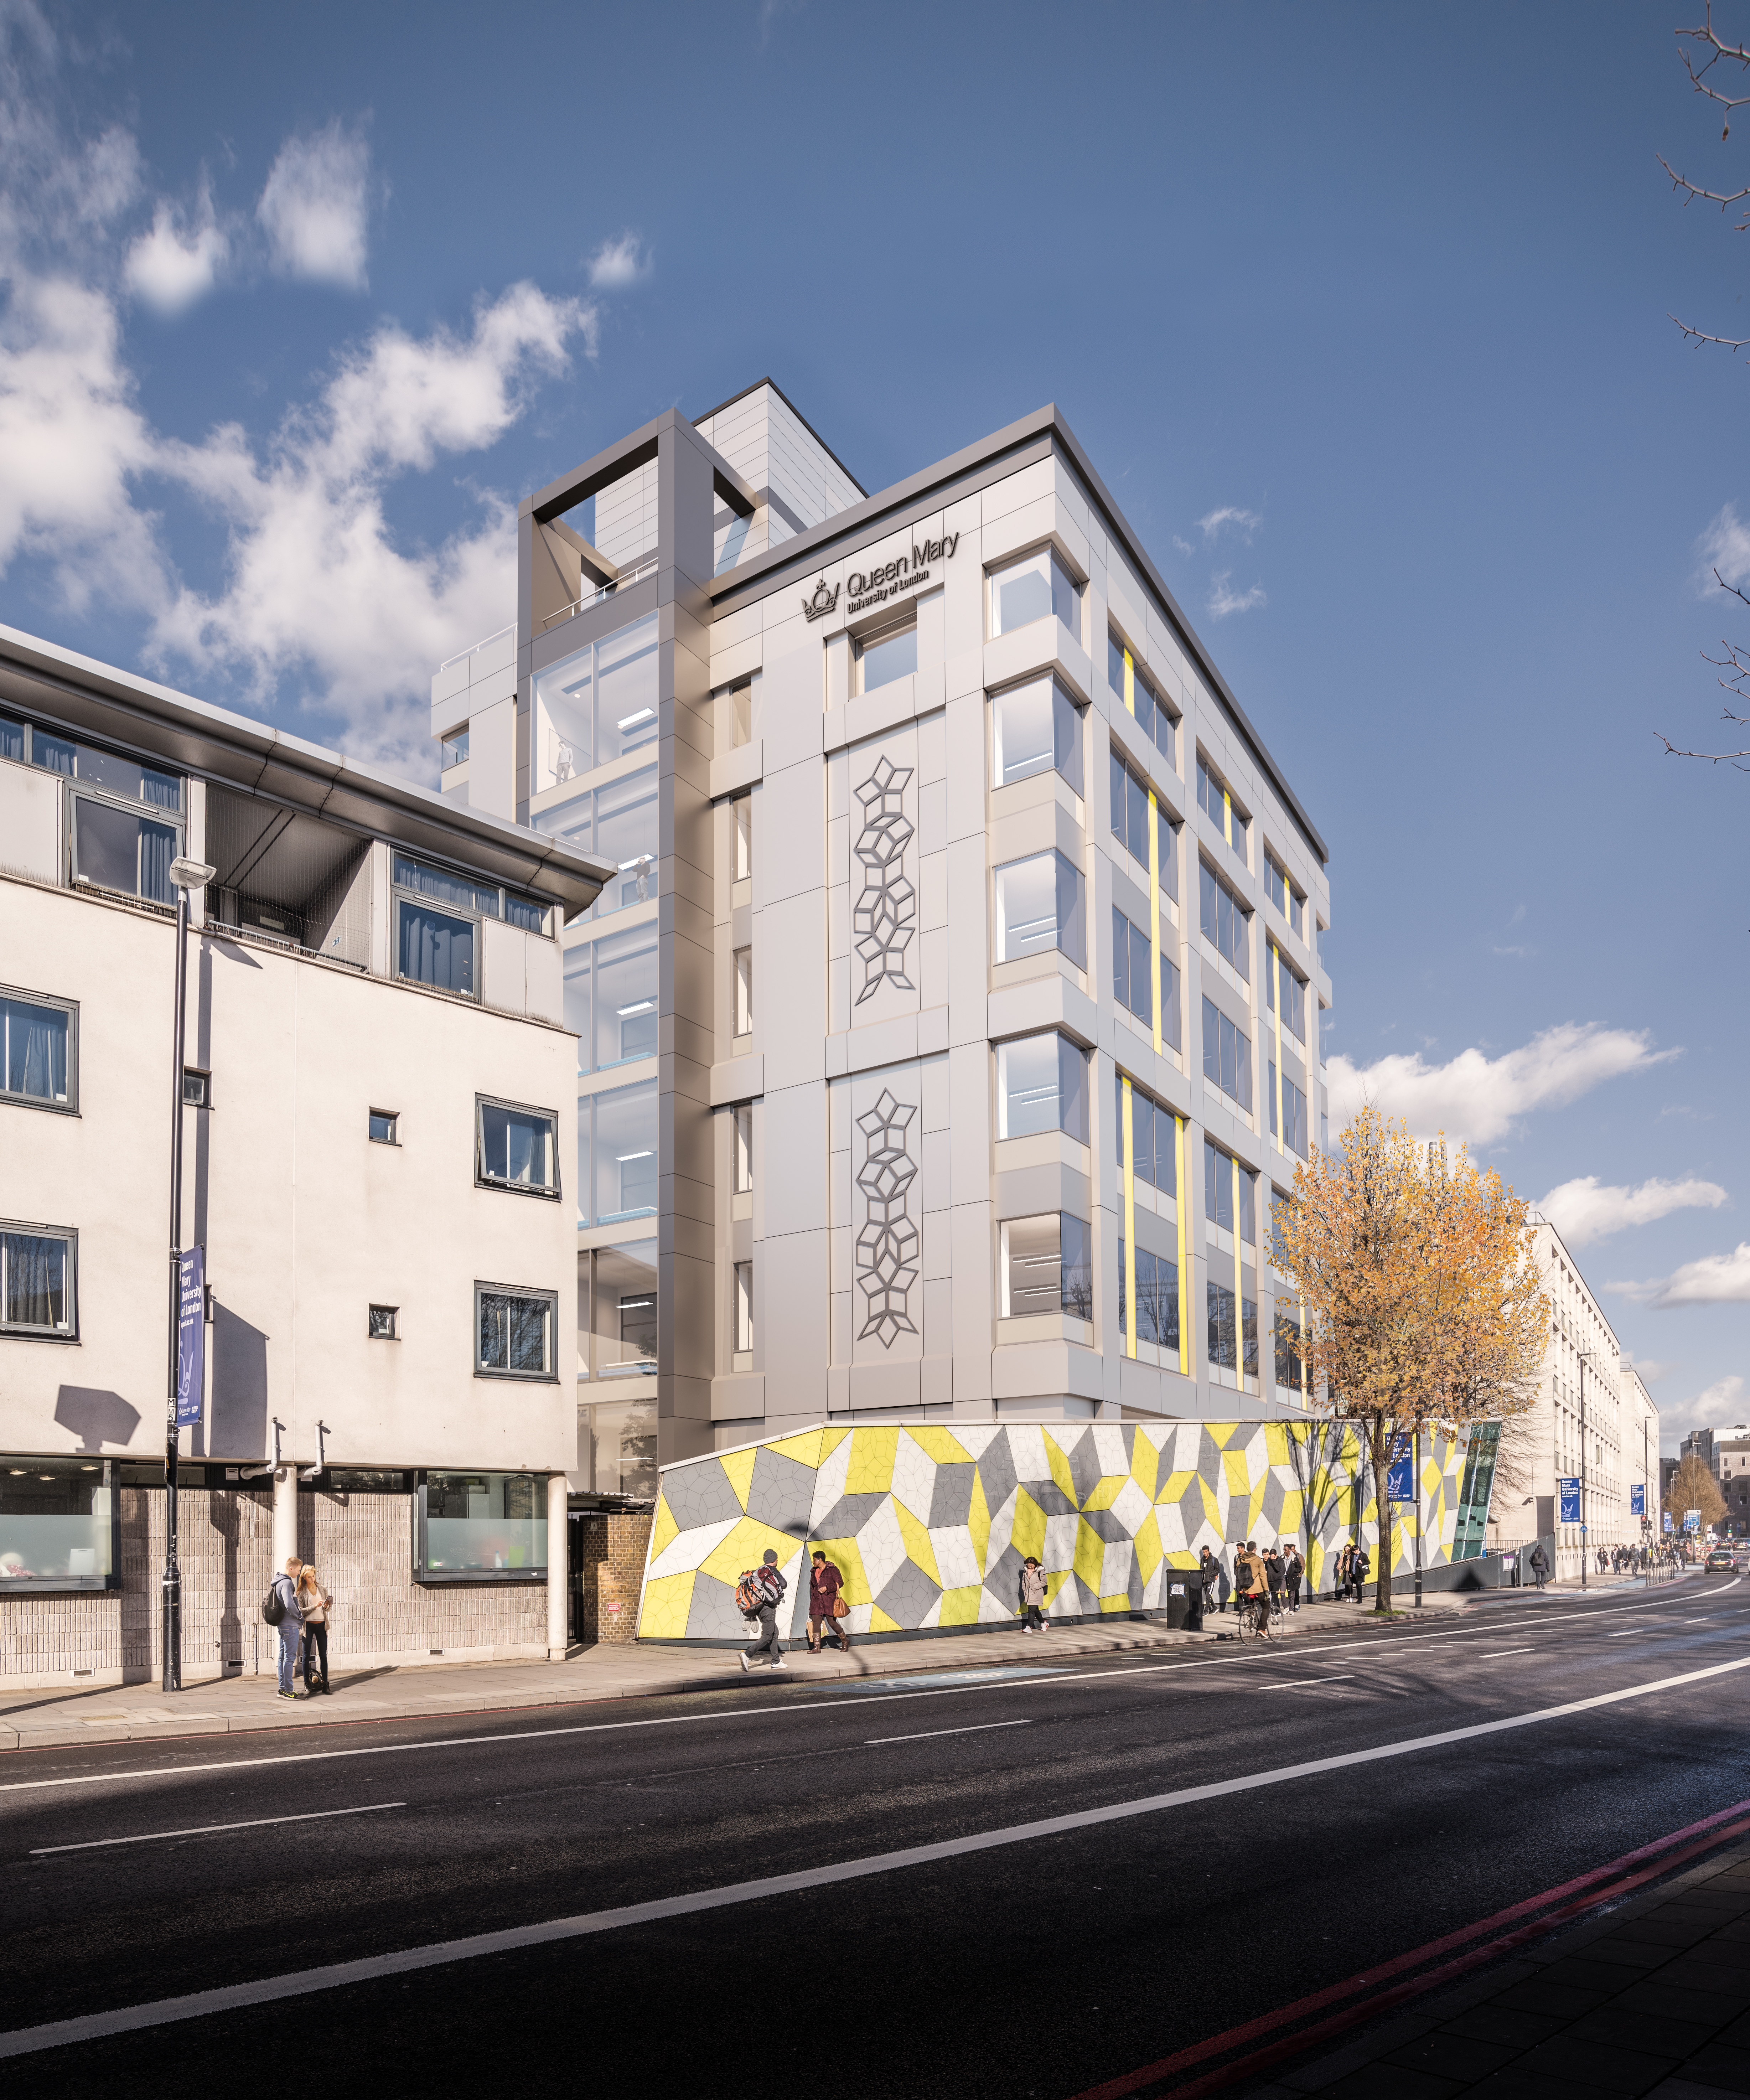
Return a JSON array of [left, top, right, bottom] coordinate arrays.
[[1010, 1486, 1046, 1563], [1207, 1422, 1241, 1449], [648, 1495, 679, 1563], [1123, 647, 1136, 714], [1043, 1431, 1078, 1507], [1131, 1432, 1161, 1502], [700, 1515, 794, 1584], [968, 1467, 992, 1574], [907, 1426, 974, 1464], [894, 1499, 942, 1586], [869, 1604, 901, 1633], [1279, 1488, 1304, 1536], [1101, 1591, 1132, 1613], [1044, 1569, 1073, 1608], [639, 1571, 695, 1640], [1073, 1517, 1105, 1592], [1083, 1472, 1132, 1513], [807, 1532, 869, 1605], [1264, 1422, 1291, 1469], [1157, 1468, 1194, 1507], [1223, 1449, 1254, 1495], [939, 1584, 985, 1626], [768, 1430, 824, 1469], [844, 1426, 899, 1495], [1134, 1510, 1164, 1582], [819, 1426, 853, 1462], [1198, 1476, 1223, 1530], [720, 1446, 757, 1513]]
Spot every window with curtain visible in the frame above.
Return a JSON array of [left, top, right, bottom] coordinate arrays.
[[398, 900, 476, 997], [72, 797, 178, 904], [0, 993, 73, 1108], [474, 1288, 557, 1379], [476, 1098, 560, 1196], [1, 1227, 74, 1336]]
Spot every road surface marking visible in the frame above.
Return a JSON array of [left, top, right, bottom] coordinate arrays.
[[6, 1646, 1749, 2059], [865, 1720, 1031, 1745], [1476, 1649, 1531, 1659], [29, 1802, 405, 1856], [1256, 1676, 1354, 1692]]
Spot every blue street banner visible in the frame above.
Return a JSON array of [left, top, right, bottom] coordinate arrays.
[[1664, 1510, 1674, 1535], [1386, 1450, 1415, 1502], [175, 1246, 204, 1429], [1559, 1476, 1581, 1524], [1685, 1509, 1702, 1535], [1630, 1484, 1645, 1517]]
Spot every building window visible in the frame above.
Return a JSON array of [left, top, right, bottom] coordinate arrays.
[[564, 922, 659, 1075], [476, 1097, 561, 1197], [0, 1457, 114, 1589], [440, 728, 470, 771], [994, 850, 1086, 968], [368, 1304, 398, 1339], [1115, 1075, 1178, 1198], [997, 1032, 1089, 1142], [398, 898, 476, 998], [392, 855, 552, 994], [181, 1067, 210, 1109], [1, 1225, 76, 1339], [589, 1239, 658, 1377], [1107, 636, 1177, 769], [729, 681, 752, 748], [734, 1261, 754, 1355], [532, 611, 660, 787], [534, 764, 658, 922], [1, 990, 74, 1111], [731, 949, 752, 1037], [369, 1109, 398, 1144], [988, 547, 1081, 641], [1113, 907, 1181, 1047], [1195, 755, 1249, 864], [20, 718, 181, 811], [1264, 852, 1304, 936], [1199, 860, 1251, 979], [1108, 750, 1179, 898], [734, 1103, 754, 1192], [1202, 997, 1254, 1112], [733, 794, 753, 881], [1275, 1311, 1304, 1390], [72, 794, 180, 905], [474, 1285, 558, 1380], [418, 1471, 547, 1580], [582, 1078, 658, 1225], [1269, 1064, 1309, 1158], [991, 676, 1084, 795], [1265, 946, 1306, 1041], [1001, 1212, 1092, 1320], [1118, 1242, 1180, 1350], [1205, 1140, 1257, 1240], [1207, 1279, 1259, 1377], [855, 617, 918, 694]]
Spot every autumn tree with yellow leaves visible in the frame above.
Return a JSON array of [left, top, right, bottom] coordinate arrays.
[[1272, 1107, 1549, 1614]]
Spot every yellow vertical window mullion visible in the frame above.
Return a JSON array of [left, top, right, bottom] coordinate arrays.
[[1148, 787, 1162, 1054], [1122, 1077, 1137, 1359], [1123, 647, 1136, 718], [1175, 1114, 1188, 1376], [1272, 941, 1284, 1155], [1233, 1154, 1245, 1390], [1223, 785, 1232, 847]]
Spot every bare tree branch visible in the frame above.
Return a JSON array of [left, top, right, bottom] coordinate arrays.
[[1712, 566, 1750, 610], [1678, 3, 1750, 136], [1658, 156, 1750, 222], [1671, 311, 1750, 350]]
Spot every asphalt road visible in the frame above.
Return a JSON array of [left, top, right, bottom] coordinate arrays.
[[5, 1576, 1749, 2099]]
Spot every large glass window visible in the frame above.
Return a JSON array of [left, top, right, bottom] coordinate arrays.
[[1111, 907, 1152, 1026], [534, 765, 657, 921], [1118, 1242, 1180, 1351], [1196, 755, 1249, 863], [532, 611, 659, 788], [1202, 997, 1254, 1112], [22, 720, 180, 809], [0, 1458, 113, 1588], [0, 714, 22, 762], [989, 547, 1081, 641], [398, 900, 475, 997], [1269, 1065, 1309, 1158], [996, 1032, 1088, 1142], [591, 1240, 657, 1377], [72, 796, 178, 904], [992, 676, 1083, 795], [1267, 947, 1306, 1041], [477, 1097, 560, 1196], [565, 924, 658, 1074], [1107, 636, 1177, 769], [1206, 1279, 1259, 1377], [419, 1471, 547, 1577], [583, 1078, 658, 1225], [994, 850, 1086, 967], [1, 1226, 76, 1337], [1199, 860, 1251, 978], [474, 1286, 557, 1380], [734, 1104, 754, 1192], [393, 854, 500, 918], [1161, 951, 1181, 1051], [0, 992, 73, 1110], [1205, 1140, 1257, 1240], [856, 619, 917, 693], [1115, 1076, 1177, 1198], [1275, 1310, 1304, 1390], [1108, 750, 1179, 897], [1001, 1212, 1092, 1320], [734, 1261, 754, 1354], [733, 795, 753, 881], [1265, 853, 1305, 936]]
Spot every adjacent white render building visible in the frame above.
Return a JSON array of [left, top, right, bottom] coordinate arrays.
[[0, 626, 609, 1689], [434, 383, 1336, 1491]]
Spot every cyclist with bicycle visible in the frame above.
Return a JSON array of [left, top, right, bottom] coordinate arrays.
[[1237, 1539, 1270, 1636]]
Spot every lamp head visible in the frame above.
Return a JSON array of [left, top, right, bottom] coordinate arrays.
[[167, 857, 216, 892]]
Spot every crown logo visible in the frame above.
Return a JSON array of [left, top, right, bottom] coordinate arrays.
[[802, 578, 840, 622]]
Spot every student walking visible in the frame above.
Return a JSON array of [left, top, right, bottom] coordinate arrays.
[[1198, 1545, 1221, 1619], [739, 1548, 788, 1671], [807, 1550, 851, 1654], [1285, 1545, 1304, 1612], [1018, 1556, 1049, 1633], [298, 1562, 333, 1695], [1528, 1540, 1550, 1592], [1351, 1543, 1371, 1603], [269, 1557, 303, 1700]]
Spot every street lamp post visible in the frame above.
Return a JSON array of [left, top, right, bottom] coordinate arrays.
[[162, 855, 215, 1694], [1577, 1347, 1592, 1596]]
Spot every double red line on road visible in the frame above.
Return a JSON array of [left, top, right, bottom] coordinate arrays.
[[1069, 1794, 1750, 2100]]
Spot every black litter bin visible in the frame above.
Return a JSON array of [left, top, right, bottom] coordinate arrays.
[[1161, 1573, 1204, 1631]]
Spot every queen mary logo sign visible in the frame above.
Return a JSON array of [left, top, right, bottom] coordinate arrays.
[[802, 578, 840, 621]]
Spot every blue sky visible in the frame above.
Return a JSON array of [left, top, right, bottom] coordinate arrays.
[[2, 0, 1746, 1448]]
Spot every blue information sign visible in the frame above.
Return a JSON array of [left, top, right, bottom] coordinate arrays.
[[1386, 1452, 1415, 1502], [1630, 1484, 1645, 1517], [175, 1246, 205, 1429], [1664, 1510, 1674, 1535], [1559, 1476, 1581, 1524]]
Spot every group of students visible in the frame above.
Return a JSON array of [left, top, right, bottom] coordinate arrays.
[[1197, 1540, 1309, 1618]]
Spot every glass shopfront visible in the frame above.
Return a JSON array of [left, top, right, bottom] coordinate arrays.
[[415, 1470, 547, 1582], [0, 1458, 116, 1588]]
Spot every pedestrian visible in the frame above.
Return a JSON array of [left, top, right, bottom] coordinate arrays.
[[270, 1556, 303, 1701], [738, 1548, 789, 1672], [1198, 1544, 1221, 1619], [297, 1561, 333, 1695], [1351, 1543, 1370, 1603], [1237, 1540, 1268, 1628], [1019, 1555, 1049, 1633], [1334, 1542, 1351, 1602], [1285, 1544, 1304, 1612], [1528, 1540, 1550, 1592], [807, 1549, 850, 1654], [1264, 1542, 1285, 1612]]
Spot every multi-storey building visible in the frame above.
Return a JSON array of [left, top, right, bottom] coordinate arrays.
[[434, 382, 1335, 1491], [0, 624, 608, 1688]]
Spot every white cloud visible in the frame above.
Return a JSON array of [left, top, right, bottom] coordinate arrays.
[[1326, 1023, 1678, 1148], [586, 232, 649, 289], [1623, 1356, 1676, 1383], [1171, 534, 1194, 556], [1208, 570, 1266, 617], [1699, 501, 1750, 593], [123, 192, 227, 314], [1537, 1174, 1728, 1248], [257, 121, 373, 289], [1611, 1242, 1750, 1309], [1659, 1374, 1748, 1452], [1199, 505, 1262, 542]]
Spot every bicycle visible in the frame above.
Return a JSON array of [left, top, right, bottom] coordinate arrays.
[[1234, 1591, 1274, 1642]]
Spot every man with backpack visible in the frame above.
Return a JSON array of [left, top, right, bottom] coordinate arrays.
[[738, 1547, 789, 1672], [265, 1556, 304, 1700]]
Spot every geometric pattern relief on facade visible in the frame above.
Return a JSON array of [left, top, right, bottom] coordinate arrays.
[[851, 755, 916, 1003], [854, 1088, 919, 1346]]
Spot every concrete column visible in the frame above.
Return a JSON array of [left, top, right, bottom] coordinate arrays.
[[547, 1474, 569, 1660], [273, 1462, 297, 1574]]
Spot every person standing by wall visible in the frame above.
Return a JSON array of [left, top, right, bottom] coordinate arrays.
[[298, 1562, 333, 1695], [1198, 1545, 1221, 1620], [270, 1557, 303, 1701], [807, 1549, 850, 1655], [1018, 1556, 1049, 1633], [1285, 1544, 1304, 1612]]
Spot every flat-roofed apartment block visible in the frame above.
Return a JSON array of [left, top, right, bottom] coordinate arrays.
[[0, 625, 611, 1688], [437, 382, 1334, 1490]]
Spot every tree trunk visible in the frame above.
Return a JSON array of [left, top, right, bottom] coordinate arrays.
[[1370, 1413, 1394, 1613]]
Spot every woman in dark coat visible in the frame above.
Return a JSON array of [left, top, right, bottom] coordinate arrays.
[[807, 1550, 850, 1653]]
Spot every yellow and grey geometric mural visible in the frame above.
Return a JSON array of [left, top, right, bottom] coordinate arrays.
[[637, 1420, 1469, 1644]]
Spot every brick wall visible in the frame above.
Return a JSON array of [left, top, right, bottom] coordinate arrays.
[[574, 1511, 653, 1645]]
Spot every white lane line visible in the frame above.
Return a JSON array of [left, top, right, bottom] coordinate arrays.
[[6, 1646, 1750, 2061], [865, 1719, 1031, 1746], [1257, 1676, 1355, 1692], [30, 1802, 405, 1856], [1477, 1648, 1532, 1659], [1606, 1631, 1646, 1638]]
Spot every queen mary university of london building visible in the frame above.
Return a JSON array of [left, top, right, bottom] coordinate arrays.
[[434, 382, 1334, 1510]]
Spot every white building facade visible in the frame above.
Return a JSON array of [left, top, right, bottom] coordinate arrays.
[[434, 383, 1336, 1489], [0, 626, 609, 1688]]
